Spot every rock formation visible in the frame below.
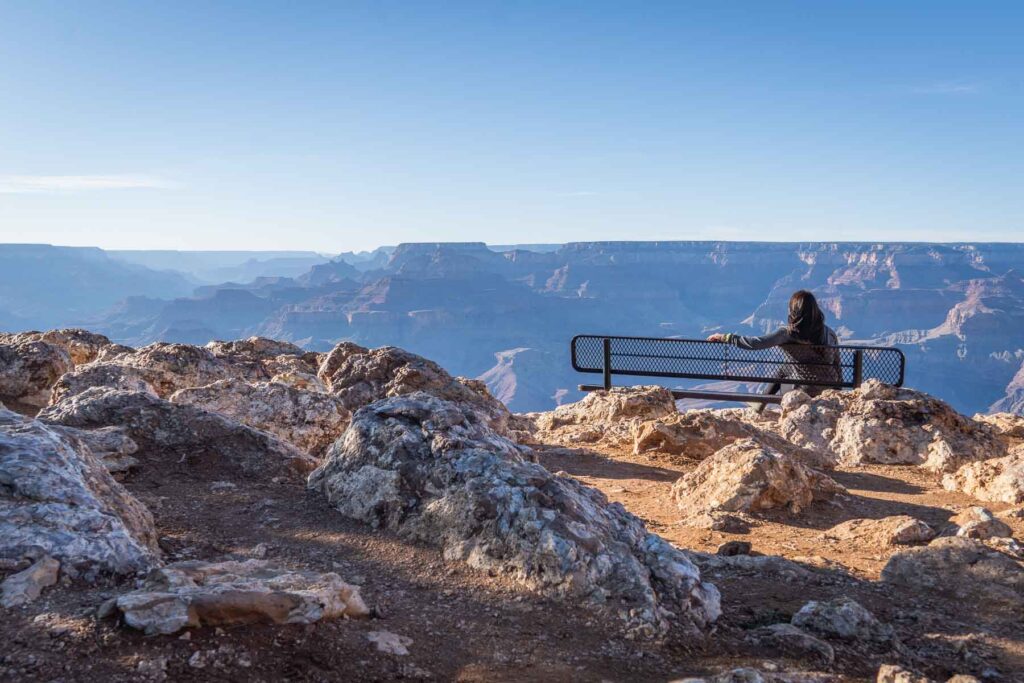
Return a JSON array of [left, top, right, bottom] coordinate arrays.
[[317, 342, 512, 434], [777, 382, 1004, 471], [529, 385, 678, 448], [170, 378, 351, 456], [40, 388, 317, 477], [946, 506, 1013, 540], [973, 412, 1024, 449], [672, 439, 845, 517], [0, 340, 72, 410], [115, 559, 368, 635], [790, 597, 893, 643], [1, 555, 60, 607], [881, 537, 1024, 611], [0, 328, 114, 365], [111, 342, 242, 397], [308, 392, 720, 638], [48, 424, 140, 473], [942, 447, 1024, 504], [0, 407, 159, 578], [50, 362, 157, 404], [822, 516, 935, 546]]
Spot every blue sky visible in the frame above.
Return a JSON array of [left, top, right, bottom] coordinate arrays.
[[1, 1, 1021, 251]]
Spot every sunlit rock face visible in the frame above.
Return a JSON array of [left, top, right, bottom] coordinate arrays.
[[776, 381, 1006, 472], [40, 388, 318, 477], [309, 392, 721, 639], [0, 407, 159, 578], [316, 342, 512, 435], [0, 341, 72, 410]]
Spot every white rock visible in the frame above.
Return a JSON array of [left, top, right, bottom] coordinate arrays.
[[0, 341, 72, 409], [942, 448, 1024, 504], [778, 381, 1005, 472], [40, 388, 318, 477], [823, 516, 935, 546], [309, 392, 720, 638], [0, 407, 159, 578], [672, 439, 844, 517], [116, 559, 369, 635], [881, 537, 1024, 611], [367, 630, 413, 656], [791, 597, 892, 643], [317, 342, 511, 434], [170, 378, 351, 456], [948, 506, 1013, 540], [0, 555, 60, 607]]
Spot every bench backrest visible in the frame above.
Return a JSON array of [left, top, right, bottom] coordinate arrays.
[[571, 335, 905, 389]]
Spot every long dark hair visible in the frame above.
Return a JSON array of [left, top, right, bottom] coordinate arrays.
[[788, 290, 826, 343]]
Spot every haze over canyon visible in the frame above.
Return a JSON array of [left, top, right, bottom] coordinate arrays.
[[2, 240, 1022, 416]]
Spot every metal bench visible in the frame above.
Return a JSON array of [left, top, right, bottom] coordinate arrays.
[[571, 334, 905, 404]]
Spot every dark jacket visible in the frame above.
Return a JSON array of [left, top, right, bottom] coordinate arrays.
[[724, 325, 840, 391]]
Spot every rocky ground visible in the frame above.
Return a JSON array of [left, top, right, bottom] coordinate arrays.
[[2, 329, 1023, 682]]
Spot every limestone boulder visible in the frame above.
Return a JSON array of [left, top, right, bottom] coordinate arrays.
[[317, 342, 511, 434], [170, 378, 351, 456], [790, 596, 893, 643], [671, 439, 845, 517], [50, 363, 157, 404], [822, 516, 935, 546], [531, 386, 677, 447], [308, 392, 720, 638], [942, 448, 1024, 504], [632, 408, 757, 458], [205, 337, 319, 381], [875, 666, 932, 683], [973, 412, 1024, 450], [0, 407, 159, 578], [947, 506, 1013, 540], [777, 382, 1004, 472], [116, 559, 368, 635], [40, 388, 317, 477], [0, 329, 114, 366], [116, 342, 240, 397], [746, 623, 834, 666], [633, 408, 831, 467], [881, 536, 1024, 611], [1, 555, 60, 607], [49, 424, 140, 473], [0, 341, 72, 410]]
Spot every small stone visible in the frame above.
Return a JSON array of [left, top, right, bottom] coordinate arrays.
[[1, 555, 60, 607], [949, 507, 1013, 540], [716, 541, 752, 556], [748, 623, 834, 665], [792, 597, 893, 643], [116, 559, 369, 635], [367, 630, 413, 656], [95, 597, 118, 619], [876, 664, 932, 683]]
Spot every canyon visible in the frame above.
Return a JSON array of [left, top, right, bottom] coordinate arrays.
[[3, 241, 1023, 416]]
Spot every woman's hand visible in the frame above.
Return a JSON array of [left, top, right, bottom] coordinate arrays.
[[706, 333, 727, 343]]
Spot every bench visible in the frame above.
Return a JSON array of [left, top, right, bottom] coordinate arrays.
[[571, 334, 906, 404]]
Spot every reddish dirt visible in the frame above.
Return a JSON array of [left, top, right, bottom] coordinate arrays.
[[3, 435, 1023, 681]]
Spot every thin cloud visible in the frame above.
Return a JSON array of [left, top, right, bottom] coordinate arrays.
[[0, 174, 177, 194], [910, 81, 984, 95]]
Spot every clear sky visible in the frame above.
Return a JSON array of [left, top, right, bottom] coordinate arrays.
[[1, 1, 1021, 251]]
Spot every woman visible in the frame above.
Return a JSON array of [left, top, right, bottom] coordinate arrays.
[[707, 290, 839, 400]]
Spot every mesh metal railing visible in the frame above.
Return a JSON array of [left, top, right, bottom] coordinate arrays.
[[571, 335, 904, 388]]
